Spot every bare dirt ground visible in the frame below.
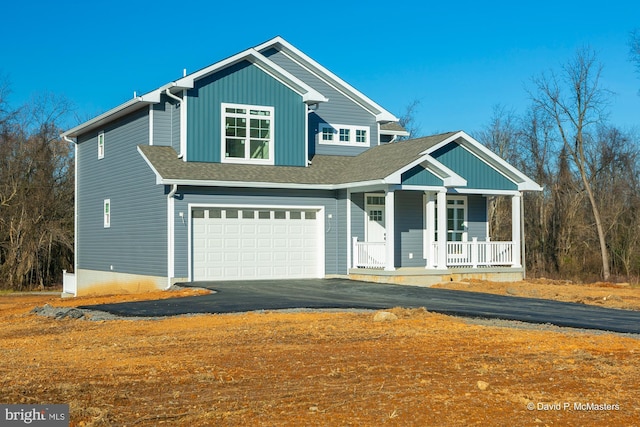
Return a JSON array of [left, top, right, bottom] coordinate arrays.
[[1, 280, 639, 426]]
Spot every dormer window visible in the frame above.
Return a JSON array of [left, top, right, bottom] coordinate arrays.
[[319, 123, 369, 147], [222, 103, 274, 165]]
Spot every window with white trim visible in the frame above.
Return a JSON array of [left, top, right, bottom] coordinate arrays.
[[318, 123, 369, 146], [98, 132, 105, 159], [222, 103, 274, 164], [103, 199, 111, 228]]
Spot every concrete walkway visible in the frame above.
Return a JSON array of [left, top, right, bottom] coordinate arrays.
[[80, 279, 640, 334]]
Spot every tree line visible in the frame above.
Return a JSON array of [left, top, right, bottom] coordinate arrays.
[[0, 82, 74, 290], [476, 45, 640, 282]]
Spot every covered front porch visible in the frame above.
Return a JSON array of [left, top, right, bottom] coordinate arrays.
[[347, 187, 525, 283]]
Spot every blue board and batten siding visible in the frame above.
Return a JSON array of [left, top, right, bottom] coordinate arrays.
[[186, 61, 306, 166], [432, 142, 518, 190], [171, 188, 348, 278], [76, 107, 167, 277], [261, 48, 379, 157]]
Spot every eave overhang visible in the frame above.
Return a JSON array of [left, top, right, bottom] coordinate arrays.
[[425, 131, 543, 192], [255, 36, 399, 123]]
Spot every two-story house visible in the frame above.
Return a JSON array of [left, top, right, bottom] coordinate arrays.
[[61, 36, 541, 296]]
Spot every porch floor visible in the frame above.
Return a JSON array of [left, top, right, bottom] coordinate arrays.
[[348, 266, 524, 287]]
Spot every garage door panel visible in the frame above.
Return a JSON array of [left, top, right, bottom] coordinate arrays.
[[193, 207, 322, 281]]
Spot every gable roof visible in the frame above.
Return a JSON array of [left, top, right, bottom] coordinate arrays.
[[254, 36, 399, 123], [62, 41, 328, 139], [137, 131, 540, 192]]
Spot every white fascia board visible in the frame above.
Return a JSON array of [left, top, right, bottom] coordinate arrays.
[[175, 48, 327, 105], [380, 129, 410, 137], [384, 153, 466, 187], [62, 98, 153, 138], [156, 177, 387, 191], [255, 36, 398, 122], [452, 188, 521, 196], [62, 81, 192, 139], [425, 131, 543, 192]]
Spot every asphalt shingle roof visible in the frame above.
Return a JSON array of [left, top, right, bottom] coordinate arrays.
[[138, 132, 459, 186]]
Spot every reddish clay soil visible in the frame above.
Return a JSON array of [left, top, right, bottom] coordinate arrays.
[[1, 280, 639, 426]]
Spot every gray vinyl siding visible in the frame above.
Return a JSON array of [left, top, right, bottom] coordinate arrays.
[[467, 194, 487, 240], [76, 107, 167, 276], [172, 187, 346, 278], [395, 191, 424, 267], [262, 49, 379, 157], [152, 95, 181, 152], [350, 192, 365, 242]]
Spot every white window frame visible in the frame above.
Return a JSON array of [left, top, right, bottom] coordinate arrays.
[[103, 199, 111, 228], [318, 123, 369, 147], [97, 131, 105, 159], [221, 102, 274, 165]]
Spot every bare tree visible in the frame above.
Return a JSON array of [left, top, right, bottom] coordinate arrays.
[[530, 47, 612, 280], [397, 99, 422, 140]]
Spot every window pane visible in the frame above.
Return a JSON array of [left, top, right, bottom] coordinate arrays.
[[250, 140, 268, 159], [304, 211, 316, 220], [258, 210, 270, 219], [356, 129, 367, 143], [225, 209, 238, 219], [274, 210, 286, 219], [226, 139, 245, 158], [339, 128, 350, 142], [322, 127, 334, 141], [290, 210, 302, 219], [242, 210, 255, 219], [209, 209, 222, 219], [192, 209, 204, 219]]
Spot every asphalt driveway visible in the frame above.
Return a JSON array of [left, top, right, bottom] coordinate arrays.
[[80, 279, 640, 334]]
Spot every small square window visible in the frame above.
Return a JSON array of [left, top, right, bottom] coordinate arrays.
[[274, 210, 286, 219], [290, 211, 302, 220], [209, 209, 222, 219], [304, 211, 316, 220], [242, 210, 255, 219], [225, 209, 239, 219], [192, 209, 205, 219], [339, 128, 350, 142]]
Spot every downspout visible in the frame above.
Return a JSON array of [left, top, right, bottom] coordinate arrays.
[[167, 184, 178, 289], [165, 89, 184, 159]]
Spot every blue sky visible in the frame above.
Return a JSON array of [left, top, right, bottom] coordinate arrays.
[[2, 0, 638, 136]]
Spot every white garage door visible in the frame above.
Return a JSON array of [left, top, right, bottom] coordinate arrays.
[[192, 207, 322, 281]]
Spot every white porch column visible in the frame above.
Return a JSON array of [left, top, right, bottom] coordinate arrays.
[[346, 189, 352, 270], [384, 188, 395, 271], [437, 190, 448, 268], [511, 192, 522, 268], [425, 192, 436, 269]]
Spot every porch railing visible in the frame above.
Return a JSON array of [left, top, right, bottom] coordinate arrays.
[[432, 238, 515, 267], [352, 238, 386, 269]]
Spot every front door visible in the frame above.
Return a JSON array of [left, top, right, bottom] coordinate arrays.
[[365, 194, 386, 242]]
